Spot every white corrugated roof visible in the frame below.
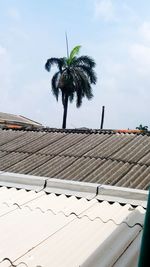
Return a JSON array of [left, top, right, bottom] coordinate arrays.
[[0, 181, 146, 267]]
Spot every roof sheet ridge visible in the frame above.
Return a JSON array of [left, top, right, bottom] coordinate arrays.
[[0, 172, 148, 207], [97, 184, 148, 208], [1, 127, 150, 136]]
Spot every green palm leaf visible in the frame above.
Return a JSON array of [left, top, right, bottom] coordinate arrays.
[[68, 45, 81, 65]]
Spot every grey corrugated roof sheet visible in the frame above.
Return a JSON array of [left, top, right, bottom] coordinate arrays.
[[0, 128, 150, 189], [0, 177, 146, 267]]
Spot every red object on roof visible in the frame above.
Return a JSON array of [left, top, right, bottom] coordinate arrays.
[[114, 129, 144, 134]]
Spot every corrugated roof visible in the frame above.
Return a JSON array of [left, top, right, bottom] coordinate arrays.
[[0, 182, 146, 267], [0, 128, 150, 190], [0, 112, 42, 128]]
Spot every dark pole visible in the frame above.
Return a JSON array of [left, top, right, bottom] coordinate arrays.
[[138, 189, 150, 267], [100, 106, 105, 129]]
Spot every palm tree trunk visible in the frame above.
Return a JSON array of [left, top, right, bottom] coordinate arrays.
[[62, 94, 68, 129]]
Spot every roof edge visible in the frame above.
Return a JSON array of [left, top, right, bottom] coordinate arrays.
[[1, 127, 150, 136], [97, 184, 148, 208], [0, 172, 148, 207], [45, 178, 99, 199], [0, 171, 46, 191]]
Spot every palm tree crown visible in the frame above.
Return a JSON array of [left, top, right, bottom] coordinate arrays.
[[136, 124, 148, 131], [45, 45, 97, 129]]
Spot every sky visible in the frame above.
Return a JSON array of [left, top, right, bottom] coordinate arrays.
[[0, 0, 150, 129]]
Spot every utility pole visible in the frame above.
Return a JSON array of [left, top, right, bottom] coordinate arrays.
[[100, 106, 105, 129]]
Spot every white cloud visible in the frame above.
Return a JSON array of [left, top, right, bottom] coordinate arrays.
[[94, 0, 115, 21]]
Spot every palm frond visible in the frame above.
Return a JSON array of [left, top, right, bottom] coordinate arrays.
[[73, 56, 96, 68], [69, 91, 74, 103], [70, 45, 81, 59], [76, 91, 82, 107], [70, 69, 81, 92], [76, 65, 97, 84], [73, 69, 93, 106], [67, 45, 81, 65], [75, 69, 90, 90], [45, 57, 65, 72], [51, 71, 60, 101], [59, 69, 76, 94], [84, 84, 93, 100]]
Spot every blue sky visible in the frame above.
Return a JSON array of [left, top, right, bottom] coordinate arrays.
[[0, 0, 150, 129]]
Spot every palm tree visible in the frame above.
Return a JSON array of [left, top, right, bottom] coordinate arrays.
[[45, 45, 97, 129], [136, 124, 148, 131]]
